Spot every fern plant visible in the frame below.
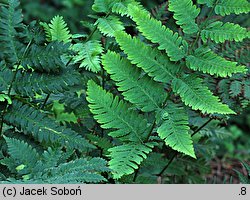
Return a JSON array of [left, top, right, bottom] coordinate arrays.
[[0, 0, 249, 183]]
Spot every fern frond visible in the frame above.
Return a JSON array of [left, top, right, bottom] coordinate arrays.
[[40, 22, 52, 42], [86, 80, 149, 142], [86, 134, 113, 155], [108, 143, 155, 179], [0, 67, 13, 92], [0, 0, 23, 64], [92, 0, 119, 13], [197, 0, 215, 7], [112, 0, 142, 16], [201, 21, 249, 43], [22, 42, 68, 72], [95, 16, 124, 37], [40, 158, 109, 183], [14, 69, 82, 97], [102, 51, 166, 112], [71, 40, 103, 73], [168, 0, 200, 34], [4, 136, 39, 169], [172, 75, 235, 114], [115, 31, 180, 83], [157, 103, 195, 158], [48, 15, 72, 43], [4, 100, 95, 150], [186, 47, 247, 77], [127, 4, 187, 61], [215, 0, 250, 16]]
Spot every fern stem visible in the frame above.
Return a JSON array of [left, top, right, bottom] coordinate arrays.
[[157, 118, 213, 181], [190, 0, 219, 51]]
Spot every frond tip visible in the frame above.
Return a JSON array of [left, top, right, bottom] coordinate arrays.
[[157, 103, 195, 158], [108, 143, 155, 179], [169, 0, 200, 34]]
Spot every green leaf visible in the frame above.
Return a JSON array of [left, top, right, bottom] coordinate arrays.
[[157, 102, 195, 158], [71, 40, 103, 73], [172, 75, 236, 114], [127, 4, 187, 61], [87, 80, 149, 142], [215, 0, 250, 16], [96, 16, 124, 37], [108, 143, 155, 179], [102, 51, 166, 112], [186, 47, 247, 77], [169, 0, 200, 34], [201, 21, 249, 43]]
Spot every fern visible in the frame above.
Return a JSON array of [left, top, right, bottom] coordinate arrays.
[[215, 0, 250, 16], [3, 136, 39, 170], [0, 0, 23, 64], [186, 47, 247, 77], [86, 80, 149, 142], [168, 0, 200, 34], [172, 75, 235, 114], [108, 143, 155, 179], [157, 102, 195, 158], [95, 16, 124, 37], [92, 0, 119, 13], [71, 40, 103, 73], [4, 100, 95, 150], [115, 31, 180, 83], [41, 15, 72, 43], [0, 67, 13, 92], [127, 4, 187, 61], [22, 42, 68, 72], [201, 21, 249, 43], [102, 51, 166, 112], [13, 69, 82, 97]]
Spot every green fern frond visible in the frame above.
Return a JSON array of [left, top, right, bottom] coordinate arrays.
[[215, 0, 250, 16], [172, 75, 235, 114], [157, 102, 195, 158], [95, 16, 124, 37], [40, 158, 109, 183], [40, 22, 52, 42], [92, 0, 119, 13], [102, 51, 166, 112], [22, 42, 68, 72], [48, 15, 72, 43], [14, 69, 82, 97], [229, 80, 242, 97], [108, 143, 155, 179], [0, 0, 23, 64], [168, 0, 200, 34], [0, 67, 13, 92], [86, 80, 149, 142], [4, 100, 95, 150], [3, 136, 39, 169], [115, 31, 180, 83], [201, 21, 249, 43], [127, 4, 187, 61], [86, 134, 113, 155], [186, 47, 247, 77], [72, 40, 103, 73], [112, 0, 142, 16]]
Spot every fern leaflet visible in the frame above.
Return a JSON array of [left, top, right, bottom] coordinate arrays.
[[168, 0, 200, 34], [186, 47, 247, 77], [102, 51, 166, 112], [127, 4, 187, 61], [108, 143, 155, 179], [201, 21, 249, 43], [86, 80, 149, 142], [157, 103, 195, 158], [172, 75, 235, 114]]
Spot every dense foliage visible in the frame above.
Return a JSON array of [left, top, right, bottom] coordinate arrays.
[[0, 0, 249, 183]]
